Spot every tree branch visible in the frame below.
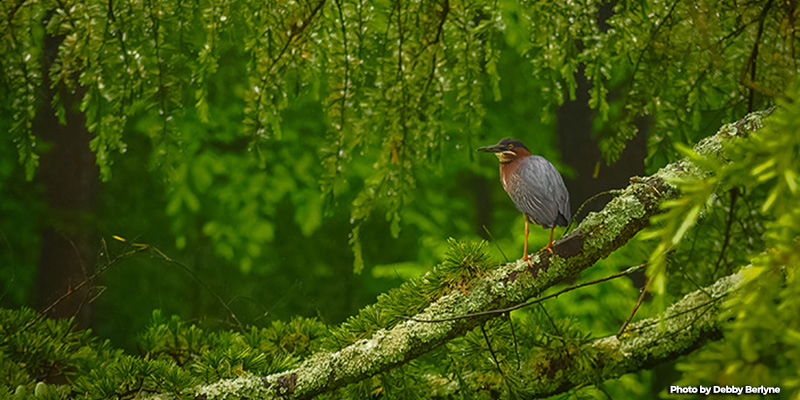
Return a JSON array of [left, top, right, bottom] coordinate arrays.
[[396, 263, 646, 323], [426, 267, 746, 398], [189, 109, 772, 400]]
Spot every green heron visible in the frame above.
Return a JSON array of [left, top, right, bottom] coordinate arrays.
[[478, 138, 571, 261]]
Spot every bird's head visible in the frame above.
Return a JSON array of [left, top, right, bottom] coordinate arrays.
[[477, 138, 531, 163]]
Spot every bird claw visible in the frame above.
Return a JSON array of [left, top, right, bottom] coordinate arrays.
[[522, 254, 534, 268], [539, 244, 554, 254]]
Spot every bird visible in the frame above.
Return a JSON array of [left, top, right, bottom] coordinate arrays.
[[477, 138, 571, 262]]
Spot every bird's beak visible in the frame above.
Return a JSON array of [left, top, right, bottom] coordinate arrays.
[[477, 144, 504, 153]]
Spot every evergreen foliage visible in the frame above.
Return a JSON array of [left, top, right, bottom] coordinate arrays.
[[326, 238, 491, 348], [655, 91, 800, 398], [1, 307, 328, 399], [0, 239, 500, 399], [1, 0, 800, 398]]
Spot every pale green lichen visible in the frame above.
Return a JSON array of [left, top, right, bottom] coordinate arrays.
[[606, 193, 646, 229], [695, 133, 726, 157], [593, 335, 622, 358], [718, 122, 738, 137], [618, 268, 745, 360], [279, 282, 487, 397], [738, 109, 767, 131], [718, 108, 770, 137], [580, 191, 647, 251], [533, 254, 569, 286], [195, 374, 270, 399], [292, 351, 333, 393], [498, 259, 543, 302], [675, 109, 769, 166]]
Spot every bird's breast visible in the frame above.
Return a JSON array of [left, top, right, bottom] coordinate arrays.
[[499, 163, 514, 193]]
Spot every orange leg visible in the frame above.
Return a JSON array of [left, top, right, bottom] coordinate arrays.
[[523, 220, 533, 266], [539, 227, 555, 254]]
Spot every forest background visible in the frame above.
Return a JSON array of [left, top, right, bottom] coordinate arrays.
[[1, 0, 799, 398]]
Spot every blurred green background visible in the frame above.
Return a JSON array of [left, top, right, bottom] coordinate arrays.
[[0, 41, 585, 350], [0, 36, 645, 351], [2, 1, 799, 397]]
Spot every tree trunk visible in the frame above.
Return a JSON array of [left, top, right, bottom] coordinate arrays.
[[33, 20, 99, 328]]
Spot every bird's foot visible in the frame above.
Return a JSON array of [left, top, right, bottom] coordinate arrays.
[[522, 254, 534, 268], [539, 244, 554, 254]]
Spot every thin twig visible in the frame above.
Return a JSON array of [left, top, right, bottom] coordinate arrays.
[[626, 294, 729, 333], [617, 276, 649, 337], [712, 188, 738, 277], [483, 225, 509, 263], [150, 246, 246, 332], [251, 0, 327, 137], [739, 0, 791, 107], [537, 303, 565, 345], [480, 323, 507, 383], [627, 0, 682, 90], [397, 264, 646, 323], [505, 312, 521, 371], [0, 239, 149, 347]]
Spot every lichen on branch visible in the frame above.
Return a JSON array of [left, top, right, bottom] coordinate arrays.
[[517, 268, 745, 398]]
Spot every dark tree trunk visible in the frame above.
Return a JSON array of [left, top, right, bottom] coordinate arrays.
[[556, 65, 648, 216], [556, 2, 648, 291], [557, 1, 647, 217], [33, 21, 99, 328]]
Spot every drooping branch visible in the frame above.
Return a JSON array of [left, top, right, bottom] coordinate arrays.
[[188, 110, 772, 400]]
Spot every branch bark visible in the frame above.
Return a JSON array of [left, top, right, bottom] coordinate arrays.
[[189, 110, 772, 400]]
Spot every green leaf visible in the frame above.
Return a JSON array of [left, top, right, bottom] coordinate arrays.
[[671, 204, 700, 245]]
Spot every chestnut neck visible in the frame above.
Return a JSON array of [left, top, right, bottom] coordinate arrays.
[[499, 147, 531, 164]]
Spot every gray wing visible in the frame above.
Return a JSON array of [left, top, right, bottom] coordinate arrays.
[[507, 156, 571, 228]]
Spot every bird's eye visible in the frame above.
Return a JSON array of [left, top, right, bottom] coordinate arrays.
[[507, 143, 514, 149]]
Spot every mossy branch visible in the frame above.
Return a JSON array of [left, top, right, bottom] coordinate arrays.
[[188, 110, 771, 400], [425, 267, 746, 398]]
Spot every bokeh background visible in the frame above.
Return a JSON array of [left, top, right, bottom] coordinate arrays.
[[2, 1, 799, 397], [2, 41, 646, 350]]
